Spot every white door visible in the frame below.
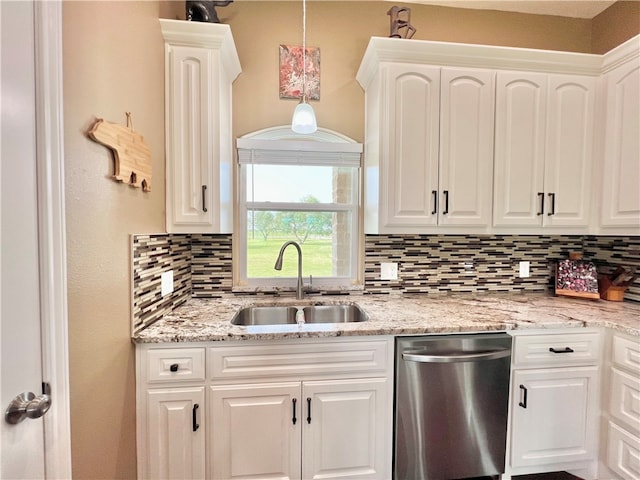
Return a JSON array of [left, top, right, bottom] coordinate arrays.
[[600, 58, 640, 230], [382, 63, 440, 230], [147, 387, 206, 480], [510, 366, 599, 468], [302, 378, 390, 480], [543, 74, 595, 228], [439, 67, 494, 228], [1, 1, 45, 477], [210, 382, 301, 480], [493, 71, 547, 227], [165, 43, 215, 232], [1, 1, 70, 478]]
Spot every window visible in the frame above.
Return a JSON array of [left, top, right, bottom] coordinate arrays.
[[236, 127, 362, 290]]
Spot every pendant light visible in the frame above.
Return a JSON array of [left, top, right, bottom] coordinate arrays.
[[291, 0, 317, 134]]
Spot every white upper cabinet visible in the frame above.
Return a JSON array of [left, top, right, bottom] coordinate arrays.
[[161, 19, 241, 233], [493, 72, 548, 228], [598, 36, 640, 234], [380, 63, 440, 231], [359, 57, 494, 234], [357, 37, 606, 235], [439, 68, 495, 227], [544, 75, 596, 228], [493, 72, 596, 231]]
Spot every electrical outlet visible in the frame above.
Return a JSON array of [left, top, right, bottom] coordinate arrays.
[[161, 270, 174, 297], [380, 262, 398, 280], [519, 261, 530, 278]]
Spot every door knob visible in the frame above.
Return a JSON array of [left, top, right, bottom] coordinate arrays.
[[5, 392, 51, 425]]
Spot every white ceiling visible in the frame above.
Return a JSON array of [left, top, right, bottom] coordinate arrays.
[[399, 0, 618, 19]]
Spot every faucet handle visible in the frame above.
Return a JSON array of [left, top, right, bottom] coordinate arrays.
[[305, 275, 321, 295]]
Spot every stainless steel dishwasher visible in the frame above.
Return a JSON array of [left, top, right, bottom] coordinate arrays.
[[394, 333, 512, 480]]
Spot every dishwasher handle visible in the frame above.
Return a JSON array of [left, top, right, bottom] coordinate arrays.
[[402, 348, 511, 363]]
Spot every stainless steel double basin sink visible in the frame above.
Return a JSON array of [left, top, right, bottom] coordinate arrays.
[[231, 304, 368, 326]]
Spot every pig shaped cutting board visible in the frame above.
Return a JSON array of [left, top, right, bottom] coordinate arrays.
[[88, 117, 152, 192]]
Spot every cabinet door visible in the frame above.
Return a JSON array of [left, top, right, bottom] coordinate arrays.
[[600, 59, 640, 230], [210, 382, 301, 480], [146, 387, 205, 480], [605, 421, 640, 480], [609, 367, 640, 435], [439, 67, 494, 227], [494, 71, 547, 227], [381, 63, 440, 230], [165, 44, 215, 232], [510, 366, 598, 468], [543, 75, 595, 228], [302, 378, 390, 480]]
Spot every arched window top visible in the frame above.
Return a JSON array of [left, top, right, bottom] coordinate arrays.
[[236, 126, 362, 167], [238, 125, 360, 143]]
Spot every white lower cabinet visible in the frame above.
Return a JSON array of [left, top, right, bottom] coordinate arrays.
[[210, 378, 388, 480], [505, 331, 601, 479], [302, 379, 388, 479], [147, 387, 206, 480], [510, 366, 599, 467], [137, 337, 393, 480], [137, 347, 207, 479], [599, 330, 640, 480], [210, 382, 300, 479]]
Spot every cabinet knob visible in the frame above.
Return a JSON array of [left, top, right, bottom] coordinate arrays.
[[170, 363, 179, 372]]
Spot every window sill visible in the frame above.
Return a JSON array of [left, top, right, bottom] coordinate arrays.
[[232, 284, 364, 297]]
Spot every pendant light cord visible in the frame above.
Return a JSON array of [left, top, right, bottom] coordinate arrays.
[[302, 0, 307, 101]]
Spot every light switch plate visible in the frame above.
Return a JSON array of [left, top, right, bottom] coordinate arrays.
[[161, 270, 174, 297], [380, 262, 398, 280], [519, 261, 530, 278]]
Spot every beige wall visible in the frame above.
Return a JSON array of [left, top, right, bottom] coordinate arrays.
[[182, 1, 594, 142], [592, 1, 640, 54], [64, 1, 633, 478], [63, 2, 165, 478]]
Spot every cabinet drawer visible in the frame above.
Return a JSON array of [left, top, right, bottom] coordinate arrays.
[[610, 367, 640, 435], [209, 340, 390, 381], [512, 332, 600, 367], [145, 348, 205, 384], [612, 333, 640, 374], [606, 421, 640, 480]]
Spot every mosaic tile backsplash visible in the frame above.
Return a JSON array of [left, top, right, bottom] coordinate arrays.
[[131, 234, 192, 332], [191, 234, 233, 297], [132, 233, 640, 332], [364, 235, 584, 294]]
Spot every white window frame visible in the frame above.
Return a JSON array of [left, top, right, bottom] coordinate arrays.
[[236, 126, 363, 291]]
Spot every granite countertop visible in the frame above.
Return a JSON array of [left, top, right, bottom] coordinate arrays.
[[133, 293, 640, 343]]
